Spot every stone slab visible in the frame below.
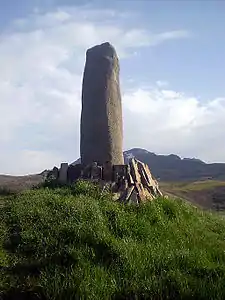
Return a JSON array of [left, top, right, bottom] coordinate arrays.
[[59, 163, 68, 184]]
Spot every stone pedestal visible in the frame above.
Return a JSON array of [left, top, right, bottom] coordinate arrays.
[[54, 158, 162, 203]]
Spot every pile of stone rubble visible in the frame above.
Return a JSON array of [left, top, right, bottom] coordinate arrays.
[[47, 158, 162, 204], [112, 159, 163, 203]]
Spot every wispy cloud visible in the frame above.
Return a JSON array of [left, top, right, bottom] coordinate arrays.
[[156, 80, 169, 87], [157, 30, 191, 40], [2, 5, 221, 176]]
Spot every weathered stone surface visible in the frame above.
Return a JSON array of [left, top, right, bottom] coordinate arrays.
[[125, 186, 135, 202], [135, 182, 145, 202], [45, 43, 164, 204], [82, 164, 92, 179], [129, 159, 141, 183], [119, 179, 128, 192], [155, 184, 163, 197], [139, 166, 149, 187], [127, 169, 134, 186], [103, 161, 113, 181], [54, 156, 162, 203], [111, 181, 118, 193], [46, 167, 58, 181], [67, 164, 82, 183], [112, 165, 128, 182], [90, 162, 102, 180], [59, 163, 68, 184], [143, 188, 154, 200], [80, 42, 124, 167], [126, 159, 163, 201], [143, 163, 155, 186], [128, 189, 139, 204], [52, 167, 59, 179]]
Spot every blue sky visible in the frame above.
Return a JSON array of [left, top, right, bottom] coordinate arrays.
[[0, 0, 225, 174], [2, 0, 225, 99]]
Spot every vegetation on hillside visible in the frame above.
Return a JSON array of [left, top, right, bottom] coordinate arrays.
[[161, 180, 225, 192], [161, 180, 225, 211], [1, 181, 225, 299]]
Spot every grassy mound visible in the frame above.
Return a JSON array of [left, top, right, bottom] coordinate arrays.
[[1, 181, 225, 299]]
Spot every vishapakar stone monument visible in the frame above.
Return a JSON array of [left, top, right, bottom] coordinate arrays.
[[80, 42, 124, 167], [47, 42, 163, 203]]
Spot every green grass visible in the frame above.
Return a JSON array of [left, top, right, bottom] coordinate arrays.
[[1, 180, 225, 299], [161, 180, 225, 192]]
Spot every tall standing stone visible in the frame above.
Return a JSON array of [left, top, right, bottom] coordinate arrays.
[[80, 42, 124, 167]]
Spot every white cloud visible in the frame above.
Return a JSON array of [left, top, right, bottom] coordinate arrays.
[[1, 5, 222, 175], [156, 80, 168, 87], [0, 150, 64, 176], [156, 30, 190, 41], [123, 88, 225, 163]]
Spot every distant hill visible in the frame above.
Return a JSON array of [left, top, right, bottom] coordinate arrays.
[[124, 148, 225, 182], [1, 149, 225, 211], [73, 148, 225, 182], [0, 174, 44, 193], [161, 180, 225, 211]]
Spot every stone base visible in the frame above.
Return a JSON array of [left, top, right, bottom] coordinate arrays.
[[47, 158, 162, 203]]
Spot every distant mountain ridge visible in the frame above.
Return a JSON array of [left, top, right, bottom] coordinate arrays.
[[72, 148, 225, 182], [124, 148, 225, 182]]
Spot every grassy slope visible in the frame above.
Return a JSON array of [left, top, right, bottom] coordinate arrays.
[[0, 174, 44, 193], [161, 180, 225, 210], [1, 175, 225, 211], [161, 180, 225, 192], [1, 181, 225, 299]]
